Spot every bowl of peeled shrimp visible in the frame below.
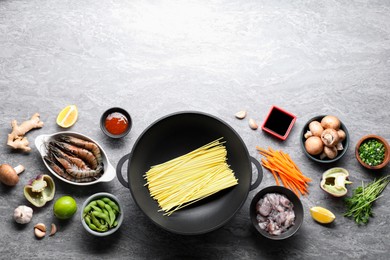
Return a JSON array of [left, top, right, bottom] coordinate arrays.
[[35, 132, 116, 186], [250, 186, 304, 240]]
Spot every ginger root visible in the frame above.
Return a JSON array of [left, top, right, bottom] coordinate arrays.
[[7, 113, 44, 152]]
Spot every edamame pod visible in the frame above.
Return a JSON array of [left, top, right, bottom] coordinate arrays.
[[84, 215, 92, 226], [91, 205, 103, 213], [104, 204, 116, 227], [92, 210, 110, 225], [88, 223, 103, 232], [91, 212, 104, 228], [83, 200, 98, 216], [102, 197, 120, 214], [96, 199, 106, 210]]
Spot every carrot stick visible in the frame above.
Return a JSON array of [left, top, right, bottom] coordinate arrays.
[[256, 147, 311, 196], [270, 169, 280, 186]]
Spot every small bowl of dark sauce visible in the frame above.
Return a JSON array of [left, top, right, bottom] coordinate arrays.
[[100, 107, 132, 138], [261, 106, 297, 141]]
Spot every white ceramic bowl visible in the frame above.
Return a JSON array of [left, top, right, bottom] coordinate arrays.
[[35, 131, 115, 186], [81, 192, 123, 237]]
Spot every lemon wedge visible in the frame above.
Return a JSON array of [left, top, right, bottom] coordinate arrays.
[[56, 105, 78, 128], [310, 206, 336, 224]]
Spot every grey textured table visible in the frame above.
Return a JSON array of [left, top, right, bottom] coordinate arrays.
[[1, 0, 389, 259]]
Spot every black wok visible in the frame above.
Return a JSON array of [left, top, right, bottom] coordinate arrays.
[[117, 111, 263, 235]]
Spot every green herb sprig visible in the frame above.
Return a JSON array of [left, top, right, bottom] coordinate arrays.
[[344, 175, 389, 225]]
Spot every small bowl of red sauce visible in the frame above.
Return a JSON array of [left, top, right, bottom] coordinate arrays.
[[100, 107, 132, 138]]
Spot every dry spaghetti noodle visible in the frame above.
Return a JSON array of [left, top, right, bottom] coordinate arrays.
[[144, 138, 238, 216]]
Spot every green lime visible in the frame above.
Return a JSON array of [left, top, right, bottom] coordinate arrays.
[[53, 196, 78, 220]]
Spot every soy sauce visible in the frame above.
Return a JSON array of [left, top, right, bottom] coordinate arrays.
[[263, 108, 294, 137], [105, 112, 129, 135]]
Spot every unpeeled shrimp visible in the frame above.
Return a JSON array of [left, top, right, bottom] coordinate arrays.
[[53, 141, 98, 170], [51, 153, 101, 178], [44, 156, 98, 183], [48, 143, 90, 170], [57, 135, 103, 166]]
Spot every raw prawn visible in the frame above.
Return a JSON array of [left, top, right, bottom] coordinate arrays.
[[48, 143, 91, 171], [51, 152, 101, 179], [53, 141, 99, 170], [44, 156, 98, 183], [57, 135, 103, 166]]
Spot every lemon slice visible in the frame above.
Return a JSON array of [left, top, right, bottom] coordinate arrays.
[[56, 105, 78, 128], [310, 206, 336, 224]]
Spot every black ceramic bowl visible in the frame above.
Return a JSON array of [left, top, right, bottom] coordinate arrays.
[[300, 115, 349, 163], [100, 107, 132, 138], [250, 186, 303, 240]]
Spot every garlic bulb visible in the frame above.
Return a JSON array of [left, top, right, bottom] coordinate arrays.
[[13, 205, 33, 224]]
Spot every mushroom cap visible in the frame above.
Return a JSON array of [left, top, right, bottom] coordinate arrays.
[[305, 136, 324, 155], [0, 164, 19, 186], [337, 129, 346, 142], [321, 115, 341, 130], [308, 121, 324, 137], [324, 146, 338, 159]]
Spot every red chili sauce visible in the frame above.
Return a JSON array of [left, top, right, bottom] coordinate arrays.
[[105, 112, 128, 135]]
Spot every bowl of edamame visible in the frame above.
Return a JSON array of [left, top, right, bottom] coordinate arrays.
[[81, 192, 123, 237]]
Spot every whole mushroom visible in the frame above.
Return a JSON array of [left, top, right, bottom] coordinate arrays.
[[323, 146, 338, 159], [321, 128, 339, 147], [305, 136, 324, 155], [321, 115, 340, 130], [308, 121, 324, 137], [0, 164, 25, 186]]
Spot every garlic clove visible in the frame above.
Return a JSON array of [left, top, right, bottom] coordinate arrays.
[[34, 223, 46, 232], [249, 119, 258, 130], [235, 110, 247, 119], [49, 223, 57, 236], [34, 223, 46, 239], [34, 228, 46, 238]]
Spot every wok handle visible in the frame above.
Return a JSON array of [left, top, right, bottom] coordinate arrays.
[[116, 153, 131, 188], [250, 156, 263, 191]]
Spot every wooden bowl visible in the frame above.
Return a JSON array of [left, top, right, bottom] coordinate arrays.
[[355, 135, 390, 170]]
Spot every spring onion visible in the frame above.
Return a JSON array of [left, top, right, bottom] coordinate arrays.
[[358, 139, 385, 166]]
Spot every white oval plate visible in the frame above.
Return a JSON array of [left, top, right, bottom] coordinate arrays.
[[35, 131, 115, 186]]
